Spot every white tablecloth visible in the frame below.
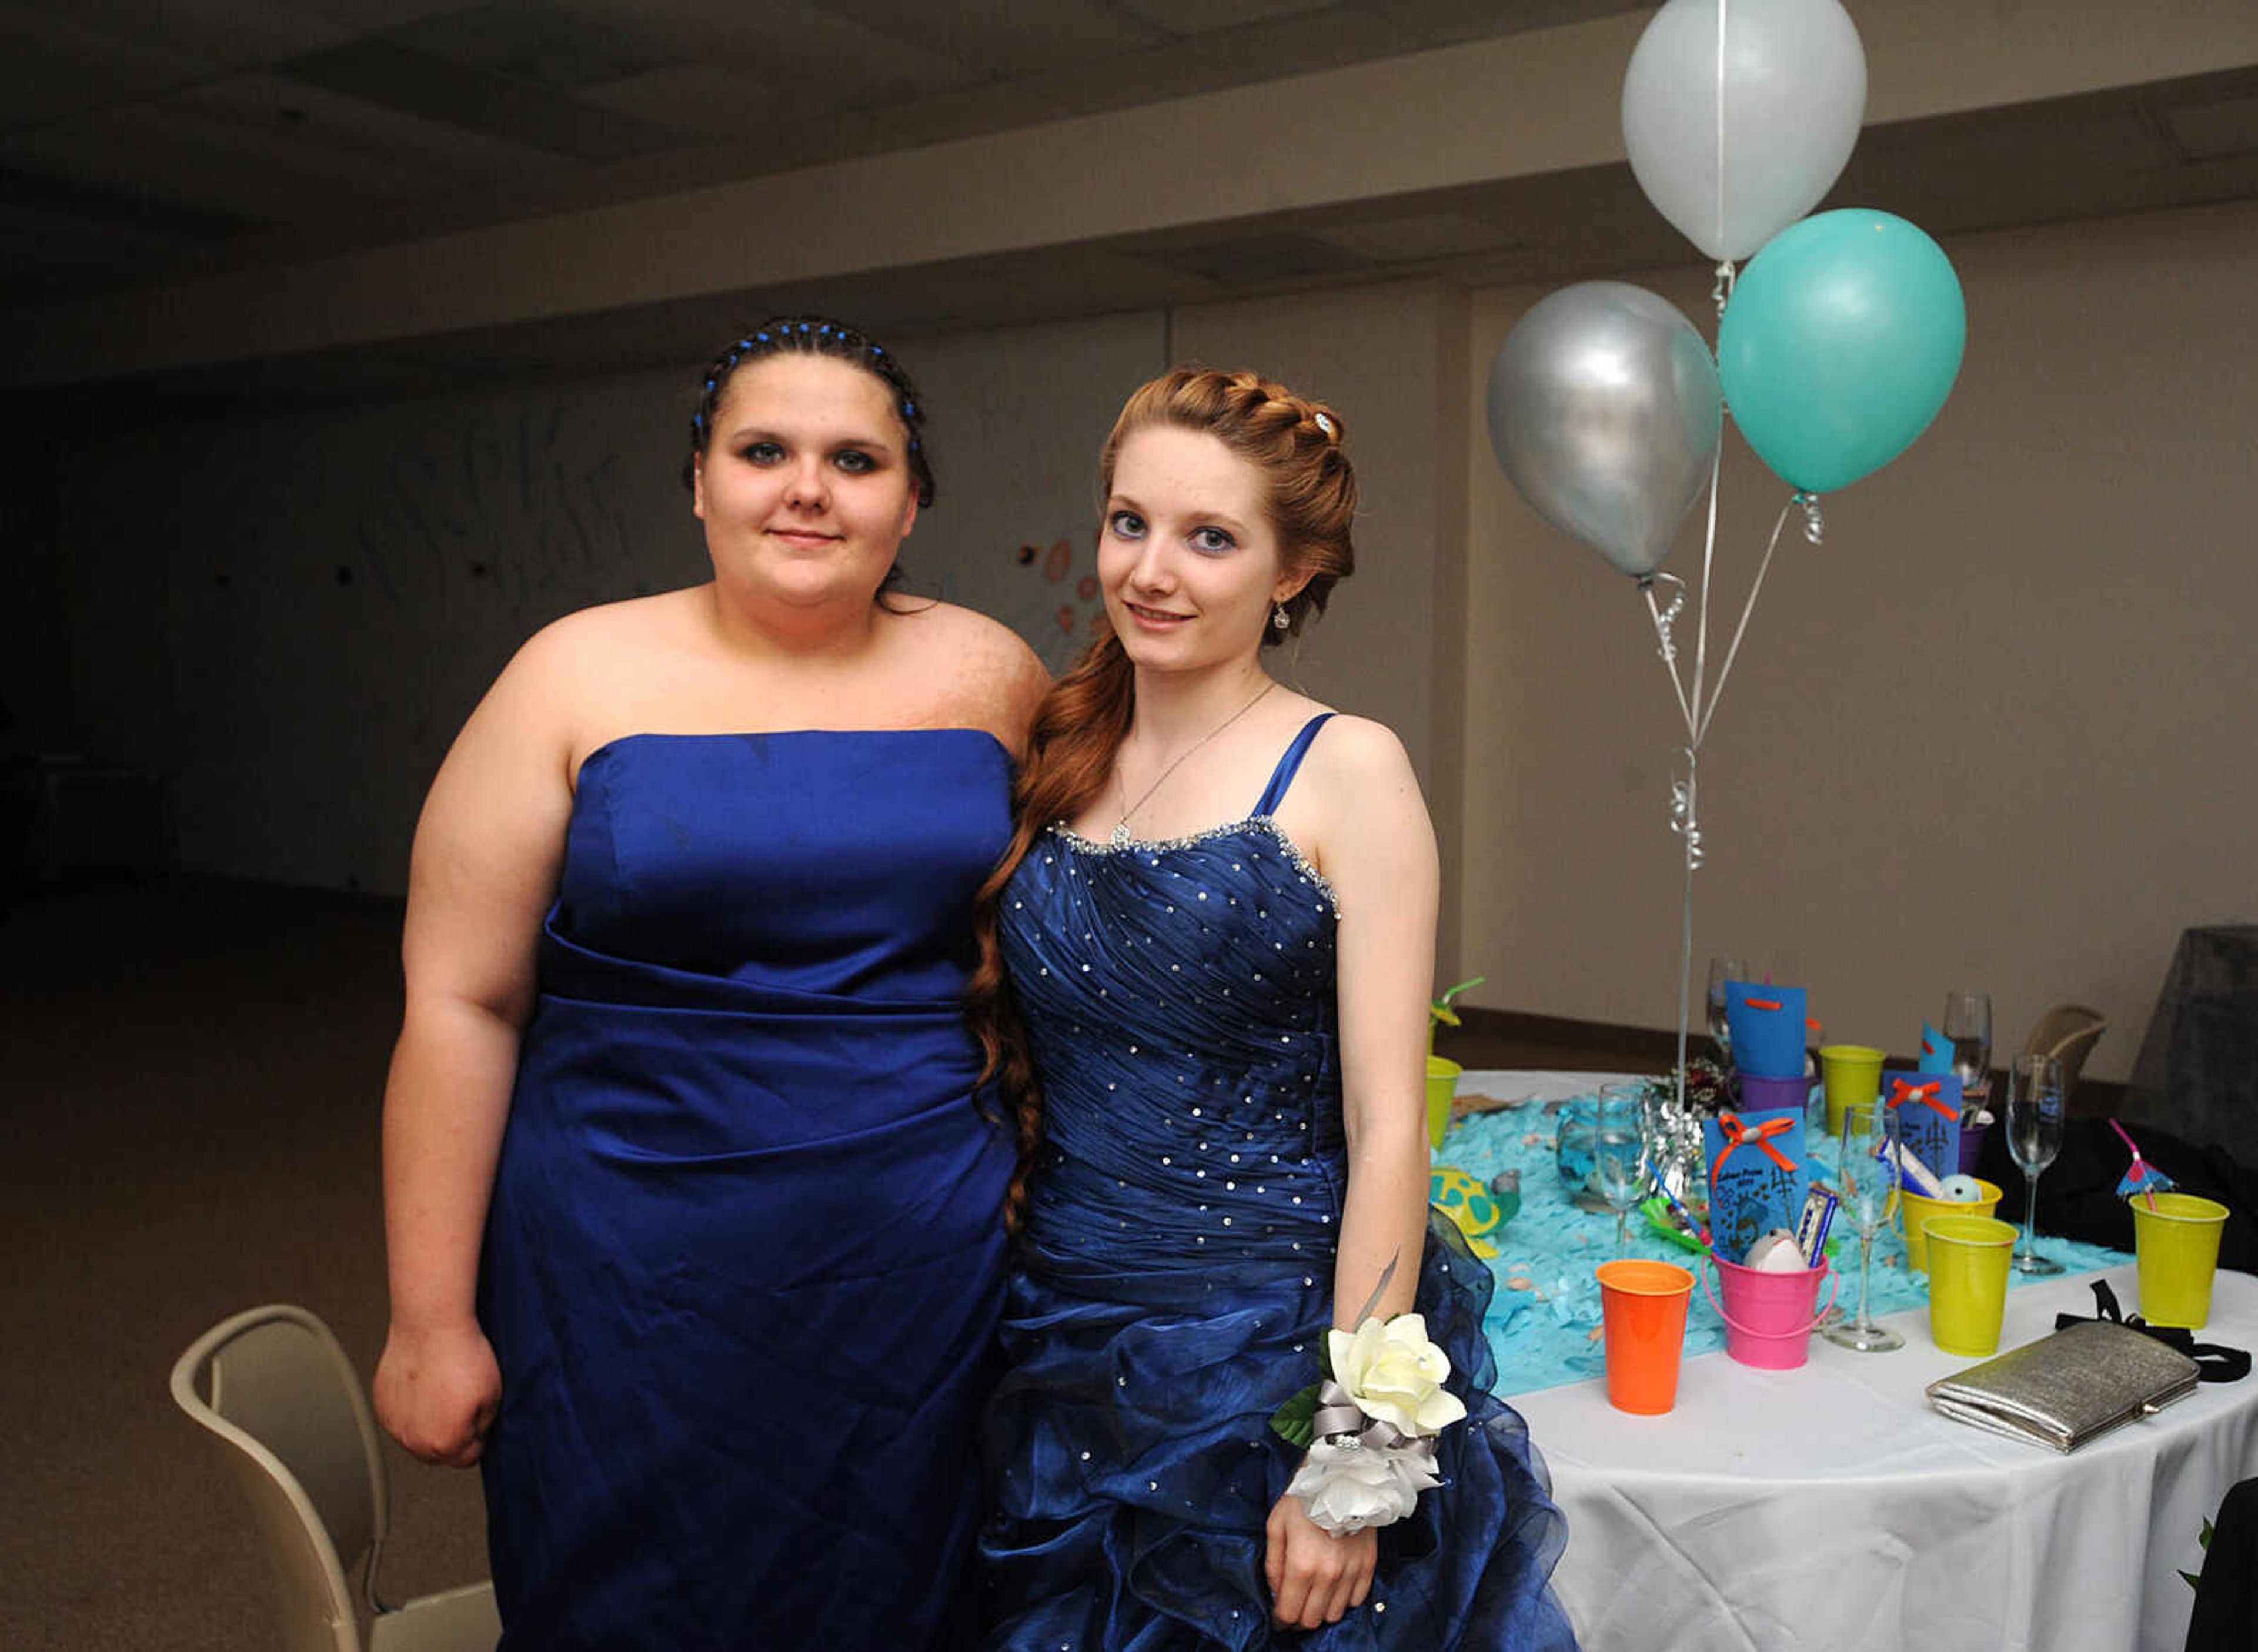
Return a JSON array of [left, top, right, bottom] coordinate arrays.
[[1510, 1262, 2258, 1651]]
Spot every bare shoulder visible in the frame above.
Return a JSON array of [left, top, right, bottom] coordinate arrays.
[[514, 588, 697, 673], [1303, 713, 1419, 791], [893, 600, 1051, 748]]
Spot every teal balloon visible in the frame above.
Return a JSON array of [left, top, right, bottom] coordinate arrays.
[[1718, 209, 1966, 494]]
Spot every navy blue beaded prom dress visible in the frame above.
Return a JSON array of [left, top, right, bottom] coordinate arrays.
[[478, 730, 1016, 1651], [981, 715, 1575, 1650]]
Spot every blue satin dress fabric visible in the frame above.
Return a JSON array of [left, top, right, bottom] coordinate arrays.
[[981, 716, 1576, 1650], [479, 730, 1017, 1650]]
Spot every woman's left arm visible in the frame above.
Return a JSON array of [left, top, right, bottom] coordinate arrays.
[[1264, 717, 1439, 1631], [1318, 717, 1439, 1327]]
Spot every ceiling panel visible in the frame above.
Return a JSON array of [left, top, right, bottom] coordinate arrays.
[[1371, 0, 1644, 48], [282, 38, 694, 158], [2163, 89, 2258, 161], [388, 0, 684, 89], [821, 0, 1165, 79], [870, 80, 1081, 148], [1183, 5, 1425, 83], [578, 62, 792, 139], [552, 0, 988, 108], [0, 0, 346, 76], [1115, 0, 1342, 32]]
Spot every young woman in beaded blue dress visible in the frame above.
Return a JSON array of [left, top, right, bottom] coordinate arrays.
[[372, 317, 1050, 1649], [971, 369, 1575, 1649]]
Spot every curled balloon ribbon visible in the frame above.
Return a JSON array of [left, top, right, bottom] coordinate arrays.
[[1669, 746, 1703, 870], [1888, 1077, 1957, 1123], [1644, 571, 1688, 670], [1794, 490, 1826, 546], [1712, 1110, 1799, 1180]]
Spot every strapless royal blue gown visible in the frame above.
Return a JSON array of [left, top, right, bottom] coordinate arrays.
[[479, 730, 1017, 1650], [980, 716, 1575, 1650]]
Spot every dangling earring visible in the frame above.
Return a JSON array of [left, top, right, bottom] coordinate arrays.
[[1272, 602, 1291, 632]]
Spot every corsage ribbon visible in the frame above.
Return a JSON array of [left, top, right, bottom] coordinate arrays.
[[1308, 1379, 1441, 1472], [1713, 1110, 1799, 1179], [1888, 1078, 1958, 1123]]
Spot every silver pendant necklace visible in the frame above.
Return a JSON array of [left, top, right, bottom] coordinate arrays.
[[1108, 680, 1277, 848]]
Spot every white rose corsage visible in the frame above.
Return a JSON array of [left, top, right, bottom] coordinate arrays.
[[1271, 1313, 1468, 1536]]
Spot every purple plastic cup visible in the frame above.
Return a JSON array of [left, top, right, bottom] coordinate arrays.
[[1736, 1072, 1815, 1115]]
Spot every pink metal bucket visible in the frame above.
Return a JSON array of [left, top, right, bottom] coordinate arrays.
[[1703, 1250, 1836, 1370]]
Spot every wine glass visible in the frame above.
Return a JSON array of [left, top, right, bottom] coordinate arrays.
[[2006, 1054, 2067, 1276], [1707, 957, 1750, 1060], [1821, 1099, 1905, 1352], [1554, 1098, 1610, 1214], [1942, 989, 1994, 1115], [1593, 1088, 1646, 1258]]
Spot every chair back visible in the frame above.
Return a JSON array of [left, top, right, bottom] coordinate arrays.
[[171, 1305, 391, 1652], [2022, 1003, 2109, 1093]]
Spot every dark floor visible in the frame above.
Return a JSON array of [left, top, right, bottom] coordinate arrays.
[[0, 873, 1646, 1651]]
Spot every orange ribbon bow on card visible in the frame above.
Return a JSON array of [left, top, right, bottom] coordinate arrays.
[[1887, 1077, 1956, 1123], [1712, 1110, 1799, 1181]]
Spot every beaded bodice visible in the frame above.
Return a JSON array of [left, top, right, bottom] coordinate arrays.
[[999, 718, 1346, 1280]]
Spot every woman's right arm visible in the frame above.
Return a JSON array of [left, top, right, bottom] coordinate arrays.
[[374, 627, 582, 1467]]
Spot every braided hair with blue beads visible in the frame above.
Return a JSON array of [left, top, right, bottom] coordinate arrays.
[[682, 315, 936, 506]]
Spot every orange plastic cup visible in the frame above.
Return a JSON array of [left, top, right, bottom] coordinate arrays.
[[1595, 1259, 1696, 1414]]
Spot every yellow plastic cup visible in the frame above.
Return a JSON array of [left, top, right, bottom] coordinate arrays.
[[1425, 1056, 1463, 1149], [1925, 1215, 2018, 1356], [1819, 1044, 1886, 1138], [2131, 1192, 2230, 1329], [1901, 1178, 2003, 1272]]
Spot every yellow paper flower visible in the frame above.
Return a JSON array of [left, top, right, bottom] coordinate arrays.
[[1325, 1314, 1468, 1438]]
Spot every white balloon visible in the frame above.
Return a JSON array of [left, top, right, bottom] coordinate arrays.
[[1621, 0, 1868, 262]]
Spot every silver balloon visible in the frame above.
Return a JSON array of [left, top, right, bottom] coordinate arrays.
[[1487, 281, 1723, 580]]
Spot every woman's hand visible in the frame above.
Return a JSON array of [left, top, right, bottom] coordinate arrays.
[[1265, 1489, 1378, 1629], [375, 1319, 501, 1468]]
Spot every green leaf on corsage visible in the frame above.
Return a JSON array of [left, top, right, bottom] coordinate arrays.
[[1270, 1382, 1321, 1449]]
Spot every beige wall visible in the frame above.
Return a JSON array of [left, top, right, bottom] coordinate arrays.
[[1456, 197, 2258, 1083], [1172, 279, 1474, 969]]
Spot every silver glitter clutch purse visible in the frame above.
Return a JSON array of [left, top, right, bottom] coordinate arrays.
[[1925, 1319, 2200, 1453]]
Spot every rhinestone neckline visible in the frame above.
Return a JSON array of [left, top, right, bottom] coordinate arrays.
[[1048, 817, 1340, 907]]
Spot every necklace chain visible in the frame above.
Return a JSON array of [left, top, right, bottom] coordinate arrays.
[[1109, 680, 1276, 847]]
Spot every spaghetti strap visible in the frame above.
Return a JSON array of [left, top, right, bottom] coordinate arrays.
[[1251, 713, 1335, 817]]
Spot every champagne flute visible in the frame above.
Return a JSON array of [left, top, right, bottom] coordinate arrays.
[[1593, 1089, 1646, 1258], [1821, 1099, 1905, 1352], [2006, 1054, 2066, 1276], [1707, 957, 1750, 1060], [1942, 989, 1993, 1116]]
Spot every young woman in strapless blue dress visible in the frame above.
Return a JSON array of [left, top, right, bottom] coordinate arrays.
[[373, 317, 1050, 1650], [970, 370, 1576, 1650]]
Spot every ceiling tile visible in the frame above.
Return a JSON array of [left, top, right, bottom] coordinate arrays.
[[820, 0, 1165, 78], [388, 0, 684, 89], [1183, 5, 1423, 83], [1018, 42, 1245, 118], [2162, 91, 2258, 162], [577, 62, 790, 138], [552, 0, 987, 108], [1370, 0, 1643, 48], [273, 0, 471, 29], [2, 0, 348, 71], [284, 39, 693, 158], [868, 79, 1078, 147], [1114, 0, 1341, 32]]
